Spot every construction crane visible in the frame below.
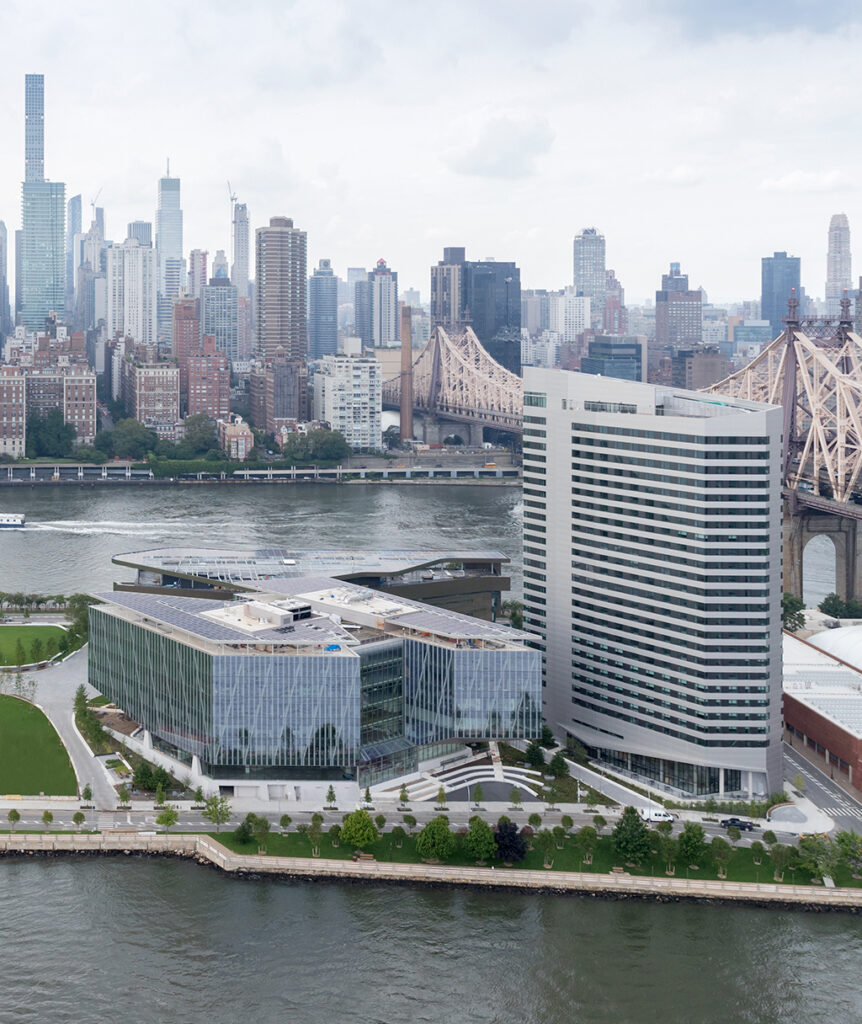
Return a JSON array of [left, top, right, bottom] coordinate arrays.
[[227, 180, 237, 210], [89, 186, 103, 226]]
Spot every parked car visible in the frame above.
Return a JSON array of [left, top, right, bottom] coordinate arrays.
[[720, 817, 755, 832]]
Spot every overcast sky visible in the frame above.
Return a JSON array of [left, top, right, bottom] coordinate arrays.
[[2, 0, 861, 305]]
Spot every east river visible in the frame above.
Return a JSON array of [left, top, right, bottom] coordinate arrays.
[[0, 482, 856, 1023]]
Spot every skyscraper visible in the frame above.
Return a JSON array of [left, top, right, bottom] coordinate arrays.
[[430, 247, 466, 330], [826, 213, 851, 316], [0, 222, 10, 337], [66, 194, 81, 312], [522, 367, 783, 799], [188, 249, 208, 301], [308, 258, 339, 360], [20, 74, 65, 330], [231, 202, 249, 296], [201, 268, 239, 363], [254, 216, 307, 361], [105, 237, 157, 346], [654, 262, 702, 357], [463, 259, 521, 374], [155, 169, 184, 346], [369, 259, 399, 348], [761, 251, 801, 340], [573, 227, 606, 329], [127, 221, 152, 247]]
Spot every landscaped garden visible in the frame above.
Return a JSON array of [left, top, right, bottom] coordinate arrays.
[[0, 624, 67, 666], [0, 694, 77, 795], [211, 806, 862, 889]]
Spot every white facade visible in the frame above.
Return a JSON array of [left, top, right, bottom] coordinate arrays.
[[313, 354, 382, 450], [549, 288, 590, 343], [371, 264, 399, 347], [105, 238, 157, 346], [522, 368, 783, 799]]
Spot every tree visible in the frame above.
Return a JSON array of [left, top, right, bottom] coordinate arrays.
[[472, 782, 484, 806], [117, 784, 130, 806], [750, 840, 765, 866], [202, 795, 232, 833], [592, 814, 607, 835], [509, 787, 522, 809], [73, 684, 89, 719], [279, 814, 292, 834], [8, 808, 20, 831], [252, 814, 271, 853], [561, 814, 574, 833], [711, 836, 733, 877], [402, 814, 417, 833], [782, 593, 805, 632], [552, 825, 566, 849], [525, 741, 545, 768], [329, 824, 342, 848], [535, 828, 556, 867], [155, 783, 165, 807], [82, 784, 92, 803], [109, 417, 159, 460], [311, 812, 324, 829], [382, 424, 402, 450], [575, 825, 598, 865], [678, 822, 707, 867], [658, 834, 678, 875], [436, 785, 448, 808], [176, 413, 218, 458], [835, 830, 862, 875], [391, 825, 406, 849], [548, 751, 569, 777], [495, 820, 527, 863], [770, 843, 793, 880], [528, 812, 542, 830], [726, 825, 741, 848], [30, 637, 44, 664], [14, 639, 25, 667], [26, 408, 76, 458], [73, 811, 85, 831], [41, 810, 53, 828], [156, 804, 179, 832], [798, 835, 841, 879], [308, 820, 323, 856], [611, 807, 651, 865], [463, 816, 497, 862], [500, 599, 524, 630], [194, 786, 204, 805], [763, 830, 777, 847], [399, 784, 409, 806], [363, 786, 372, 806], [416, 816, 455, 861], [792, 773, 805, 793], [375, 814, 386, 832], [234, 815, 254, 845], [819, 593, 846, 618], [341, 809, 378, 850], [540, 723, 555, 748], [326, 785, 337, 808]]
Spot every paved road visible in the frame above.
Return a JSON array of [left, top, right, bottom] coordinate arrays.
[[29, 647, 117, 808], [784, 743, 862, 832]]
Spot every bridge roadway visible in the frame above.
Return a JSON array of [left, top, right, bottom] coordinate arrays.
[[0, 462, 521, 485]]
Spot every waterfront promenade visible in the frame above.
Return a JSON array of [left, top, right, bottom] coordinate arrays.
[[1, 832, 859, 911]]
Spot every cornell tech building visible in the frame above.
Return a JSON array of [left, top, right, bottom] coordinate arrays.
[[89, 577, 541, 789], [523, 368, 783, 800]]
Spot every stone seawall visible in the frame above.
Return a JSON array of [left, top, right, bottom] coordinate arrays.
[[2, 832, 860, 912]]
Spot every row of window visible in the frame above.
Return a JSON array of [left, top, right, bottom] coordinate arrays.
[[576, 614, 770, 655], [572, 435, 770, 460], [571, 423, 770, 445], [572, 522, 770, 557], [572, 453, 770, 480], [572, 593, 772, 638], [573, 677, 768, 717], [572, 549, 769, 587], [574, 543, 769, 574], [571, 500, 770, 535], [571, 585, 770, 621]]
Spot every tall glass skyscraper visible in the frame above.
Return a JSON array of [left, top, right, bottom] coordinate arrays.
[[20, 74, 65, 330], [156, 170, 184, 346], [573, 227, 606, 329], [826, 213, 852, 316], [308, 258, 339, 360], [761, 251, 801, 340]]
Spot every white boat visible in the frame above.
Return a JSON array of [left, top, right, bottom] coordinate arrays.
[[0, 513, 25, 528]]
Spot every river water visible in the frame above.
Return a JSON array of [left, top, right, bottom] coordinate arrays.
[[0, 483, 855, 1024], [1, 858, 860, 1024]]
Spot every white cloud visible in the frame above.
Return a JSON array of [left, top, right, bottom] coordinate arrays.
[[448, 117, 555, 180], [760, 171, 858, 194]]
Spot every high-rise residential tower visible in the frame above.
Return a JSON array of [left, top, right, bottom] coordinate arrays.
[[20, 74, 66, 330], [65, 194, 81, 312], [231, 202, 249, 297], [573, 227, 606, 329], [188, 249, 208, 301], [654, 262, 702, 357], [0, 222, 11, 337], [522, 367, 783, 799], [254, 216, 307, 361], [369, 259, 399, 348], [155, 168, 184, 346], [308, 258, 339, 360], [826, 213, 851, 316], [105, 237, 158, 346], [201, 265, 239, 364], [127, 221, 153, 247], [761, 251, 801, 340]]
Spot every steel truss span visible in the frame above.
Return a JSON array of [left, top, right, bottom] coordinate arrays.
[[383, 326, 523, 432], [707, 305, 862, 504]]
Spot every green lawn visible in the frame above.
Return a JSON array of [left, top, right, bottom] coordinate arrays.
[[210, 830, 860, 888], [0, 624, 66, 666], [0, 695, 77, 795]]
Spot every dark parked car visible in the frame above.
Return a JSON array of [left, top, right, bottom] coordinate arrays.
[[720, 817, 755, 832]]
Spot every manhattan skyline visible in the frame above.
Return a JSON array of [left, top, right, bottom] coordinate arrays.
[[1, 1, 861, 304]]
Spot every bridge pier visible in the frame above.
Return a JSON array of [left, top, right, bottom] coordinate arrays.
[[783, 510, 862, 603], [415, 414, 484, 447]]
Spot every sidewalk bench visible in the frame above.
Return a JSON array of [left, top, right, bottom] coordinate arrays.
[[356, 852, 375, 861]]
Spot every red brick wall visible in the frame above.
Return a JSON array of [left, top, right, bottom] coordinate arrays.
[[783, 692, 862, 789]]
